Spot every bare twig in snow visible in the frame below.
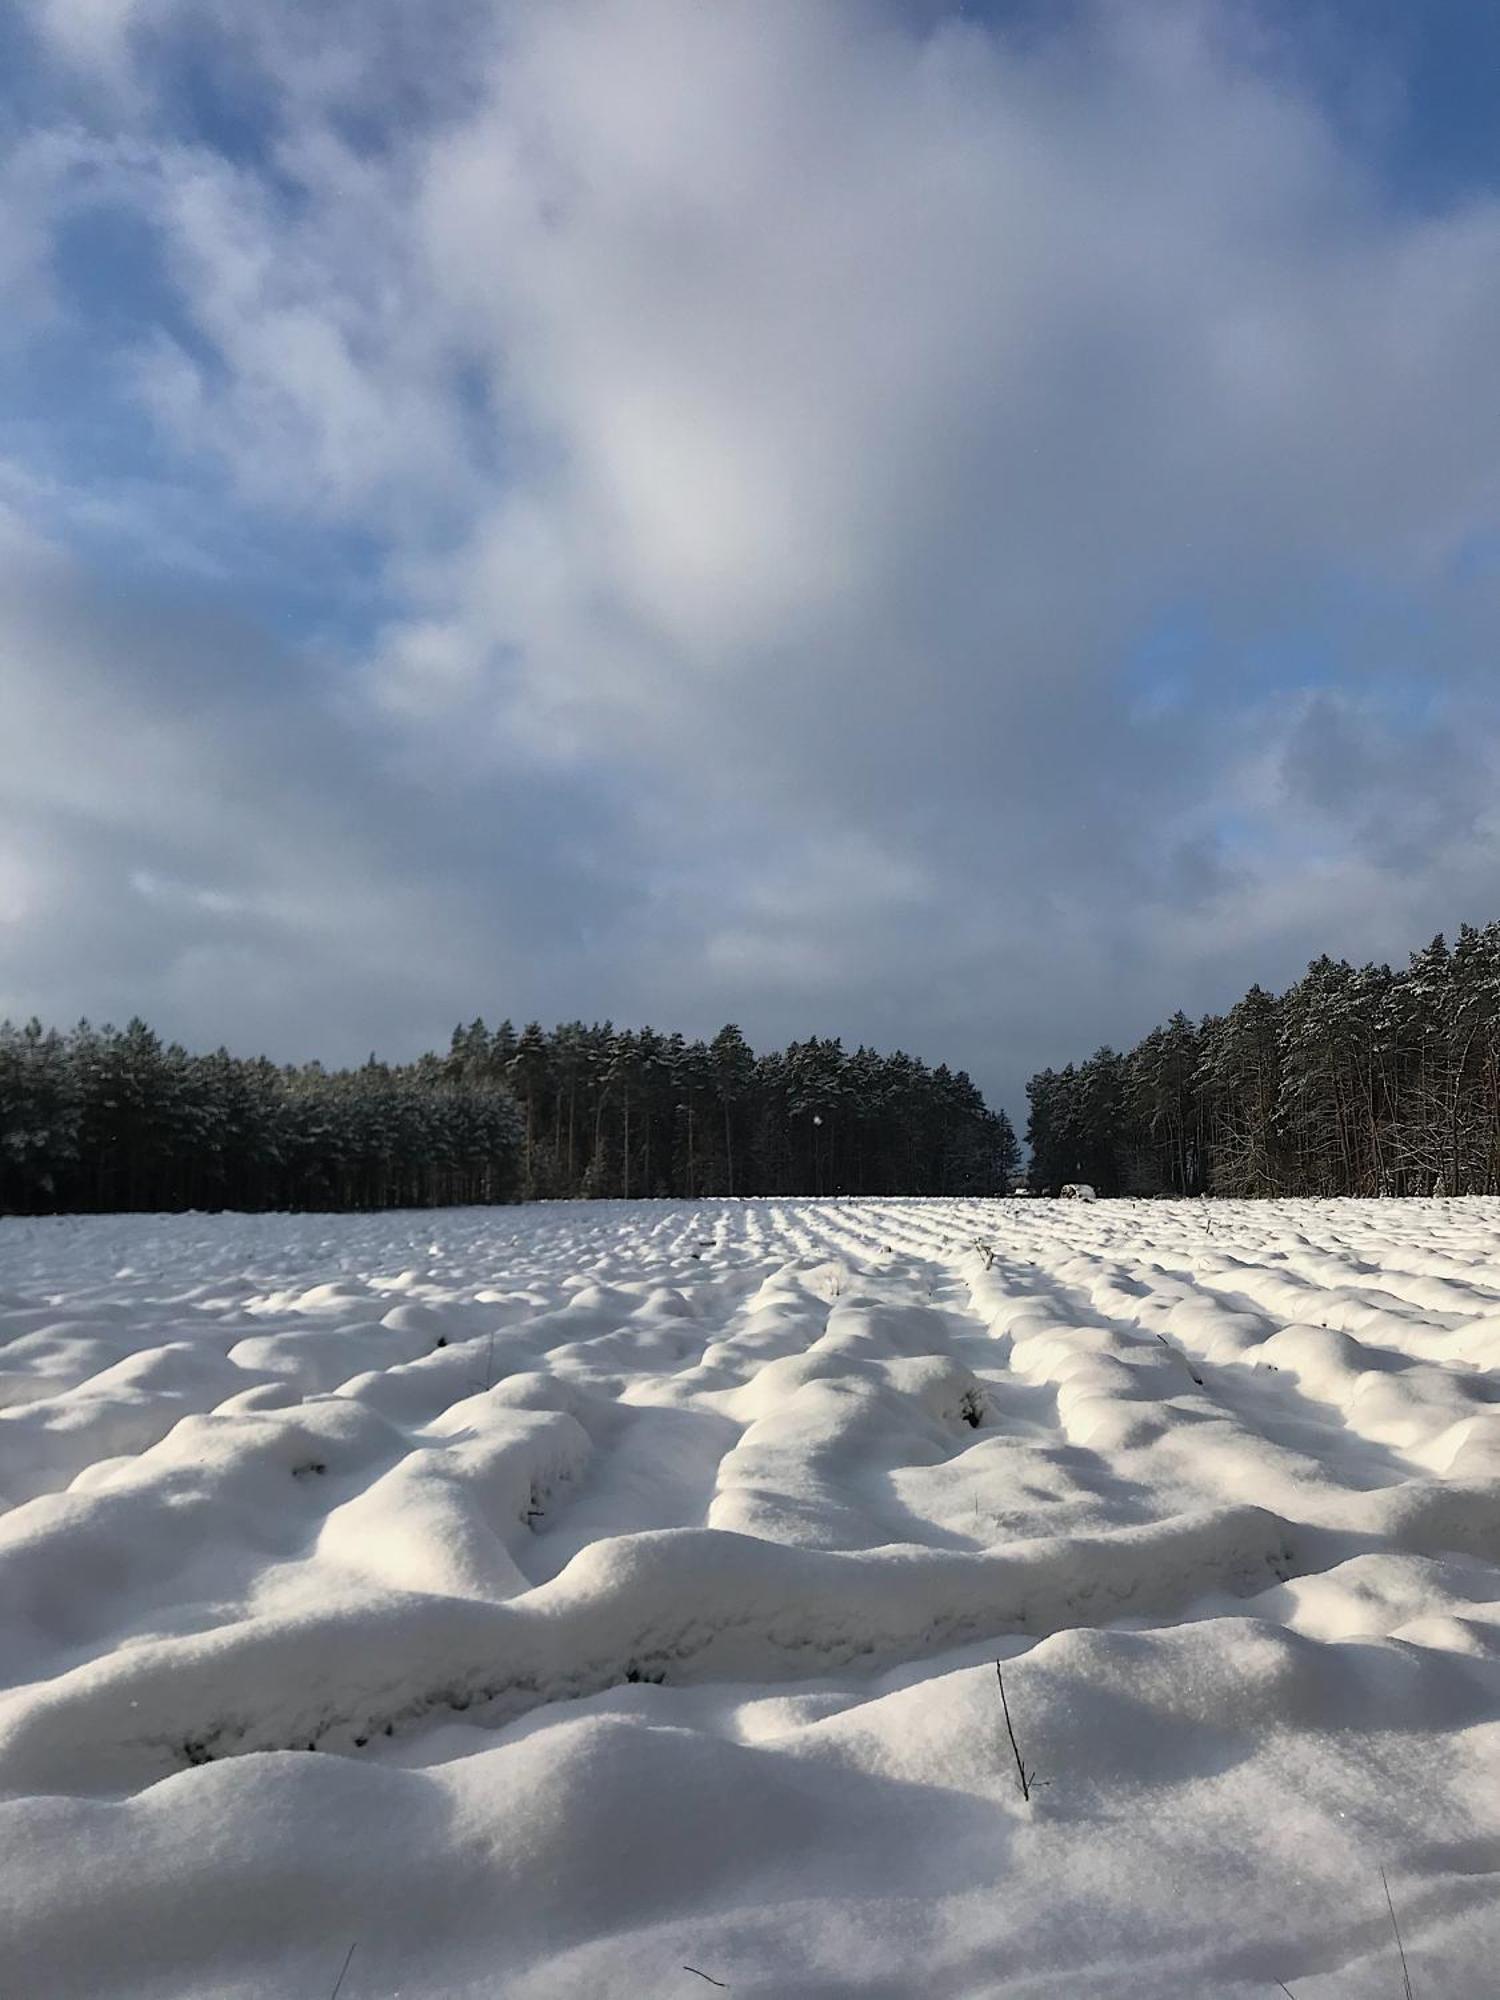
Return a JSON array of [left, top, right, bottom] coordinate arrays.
[[1381, 1868, 1414, 2000], [1155, 1332, 1204, 1386], [329, 1941, 357, 2000], [683, 1967, 729, 1989], [996, 1665, 1043, 1802]]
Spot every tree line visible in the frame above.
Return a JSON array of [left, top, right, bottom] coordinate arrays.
[[1026, 922, 1500, 1198], [0, 1015, 1017, 1214], [445, 1019, 1016, 1202], [0, 1018, 522, 1215]]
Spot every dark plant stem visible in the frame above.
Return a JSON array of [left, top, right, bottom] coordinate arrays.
[[330, 1941, 357, 2000], [1381, 1868, 1414, 2000], [996, 1664, 1038, 1803]]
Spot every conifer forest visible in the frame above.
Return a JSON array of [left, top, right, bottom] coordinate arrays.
[[1026, 922, 1500, 1198], [0, 1016, 1017, 1214], [9, 920, 1500, 1215]]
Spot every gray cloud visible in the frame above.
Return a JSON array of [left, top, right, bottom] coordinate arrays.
[[5, 0, 1500, 1113], [0, 513, 656, 1056]]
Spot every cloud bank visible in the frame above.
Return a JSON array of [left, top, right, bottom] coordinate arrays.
[[4, 0, 1500, 1112]]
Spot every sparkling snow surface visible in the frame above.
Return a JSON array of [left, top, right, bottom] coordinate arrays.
[[4, 1198, 1500, 1997]]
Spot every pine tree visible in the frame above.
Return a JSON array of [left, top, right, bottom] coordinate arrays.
[[710, 1024, 756, 1197]]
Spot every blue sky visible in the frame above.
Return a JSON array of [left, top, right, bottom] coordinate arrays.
[[3, 0, 1499, 1121]]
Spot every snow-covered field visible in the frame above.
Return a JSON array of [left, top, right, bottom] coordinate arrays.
[[4, 1199, 1500, 1997]]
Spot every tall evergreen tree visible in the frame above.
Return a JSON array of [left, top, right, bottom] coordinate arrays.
[[710, 1024, 756, 1197]]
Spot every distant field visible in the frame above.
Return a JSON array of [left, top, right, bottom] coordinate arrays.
[[3, 1197, 1500, 1996]]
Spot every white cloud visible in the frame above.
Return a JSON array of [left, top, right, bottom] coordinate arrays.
[[7, 0, 1500, 1103]]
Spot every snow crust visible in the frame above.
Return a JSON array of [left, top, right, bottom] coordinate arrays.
[[3, 1197, 1500, 1995]]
